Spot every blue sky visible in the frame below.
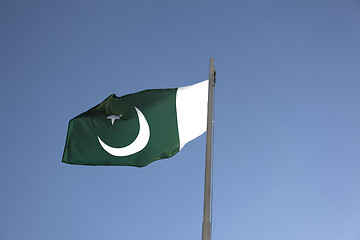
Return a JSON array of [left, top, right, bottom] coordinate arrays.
[[1, 0, 360, 239]]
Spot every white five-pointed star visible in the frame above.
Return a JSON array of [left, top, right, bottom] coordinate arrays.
[[107, 114, 123, 125]]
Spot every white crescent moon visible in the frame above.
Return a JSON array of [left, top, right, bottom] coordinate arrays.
[[97, 107, 150, 157]]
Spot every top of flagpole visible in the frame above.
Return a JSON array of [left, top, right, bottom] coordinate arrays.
[[209, 57, 216, 85]]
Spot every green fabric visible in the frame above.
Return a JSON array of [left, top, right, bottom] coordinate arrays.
[[62, 88, 180, 167]]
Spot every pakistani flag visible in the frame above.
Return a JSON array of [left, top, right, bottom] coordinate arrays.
[[62, 80, 209, 167]]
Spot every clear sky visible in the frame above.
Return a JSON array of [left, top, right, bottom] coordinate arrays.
[[1, 0, 360, 239]]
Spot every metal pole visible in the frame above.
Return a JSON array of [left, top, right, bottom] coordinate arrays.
[[202, 58, 215, 240]]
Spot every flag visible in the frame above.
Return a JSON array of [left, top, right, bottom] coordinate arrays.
[[62, 80, 209, 167]]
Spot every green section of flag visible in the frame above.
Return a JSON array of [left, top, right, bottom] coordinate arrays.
[[62, 88, 180, 167]]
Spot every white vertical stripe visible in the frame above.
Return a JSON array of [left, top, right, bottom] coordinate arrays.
[[176, 80, 209, 150]]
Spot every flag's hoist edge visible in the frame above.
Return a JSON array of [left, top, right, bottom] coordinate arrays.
[[176, 80, 209, 150]]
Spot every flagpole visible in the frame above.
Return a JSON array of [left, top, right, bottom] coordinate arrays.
[[202, 58, 215, 240]]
